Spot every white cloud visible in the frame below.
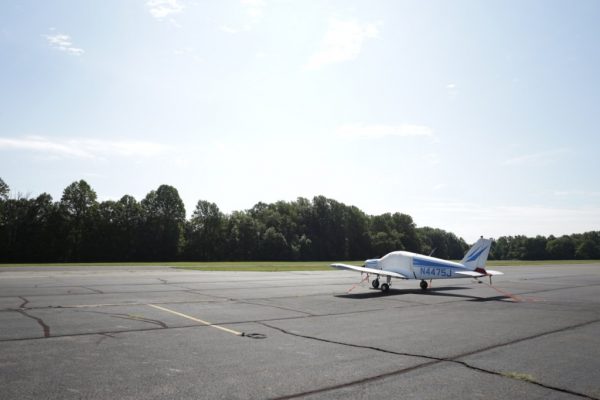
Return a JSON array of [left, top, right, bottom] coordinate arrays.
[[336, 123, 433, 139], [0, 136, 91, 158], [146, 0, 184, 19], [241, 0, 266, 19], [0, 136, 168, 160], [219, 25, 240, 34], [173, 47, 202, 63], [503, 148, 569, 166], [446, 83, 458, 98], [306, 18, 379, 70], [43, 33, 84, 56], [423, 152, 441, 166], [220, 0, 266, 33]]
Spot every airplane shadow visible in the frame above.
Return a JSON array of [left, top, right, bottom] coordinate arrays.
[[335, 287, 511, 302]]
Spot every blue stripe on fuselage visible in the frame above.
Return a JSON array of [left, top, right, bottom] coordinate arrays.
[[413, 257, 462, 269]]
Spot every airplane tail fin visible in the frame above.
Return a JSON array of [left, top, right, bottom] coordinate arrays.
[[461, 237, 493, 271]]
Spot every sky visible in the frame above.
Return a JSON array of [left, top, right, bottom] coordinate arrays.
[[1, 0, 599, 242]]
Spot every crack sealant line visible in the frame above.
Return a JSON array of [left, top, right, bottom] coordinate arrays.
[[450, 360, 599, 400], [18, 296, 29, 308], [272, 360, 440, 400], [261, 320, 600, 400], [259, 322, 442, 361], [16, 309, 50, 338], [80, 286, 104, 294]]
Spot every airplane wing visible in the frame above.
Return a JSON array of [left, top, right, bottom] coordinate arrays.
[[330, 263, 407, 279]]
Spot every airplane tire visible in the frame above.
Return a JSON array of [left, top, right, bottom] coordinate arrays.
[[381, 283, 389, 292], [420, 280, 428, 290], [372, 279, 380, 289]]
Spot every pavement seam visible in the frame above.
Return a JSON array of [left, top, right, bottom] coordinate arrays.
[[236, 300, 316, 316], [0, 325, 167, 342], [0, 314, 331, 342], [259, 320, 600, 400], [70, 309, 169, 329], [0, 277, 355, 291]]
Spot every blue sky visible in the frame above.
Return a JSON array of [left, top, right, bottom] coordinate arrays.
[[1, 0, 599, 242]]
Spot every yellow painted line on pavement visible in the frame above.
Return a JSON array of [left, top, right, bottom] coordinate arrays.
[[148, 304, 243, 336]]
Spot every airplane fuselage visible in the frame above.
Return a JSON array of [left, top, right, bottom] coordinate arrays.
[[367, 251, 472, 280]]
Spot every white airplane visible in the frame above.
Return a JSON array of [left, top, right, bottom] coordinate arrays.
[[331, 237, 503, 292]]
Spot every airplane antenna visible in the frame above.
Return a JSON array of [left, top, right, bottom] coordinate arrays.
[[428, 248, 437, 257]]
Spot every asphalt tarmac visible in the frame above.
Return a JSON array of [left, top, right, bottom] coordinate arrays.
[[1, 264, 599, 399]]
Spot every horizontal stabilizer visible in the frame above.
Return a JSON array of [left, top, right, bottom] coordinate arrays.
[[455, 269, 504, 278], [455, 270, 485, 278], [330, 263, 407, 279]]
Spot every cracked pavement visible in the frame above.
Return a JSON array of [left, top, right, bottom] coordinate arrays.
[[0, 264, 599, 399]]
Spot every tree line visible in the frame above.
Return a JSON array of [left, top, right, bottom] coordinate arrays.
[[490, 233, 600, 260], [0, 178, 598, 262]]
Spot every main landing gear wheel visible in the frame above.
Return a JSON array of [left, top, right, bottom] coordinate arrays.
[[420, 280, 428, 290], [381, 283, 390, 292], [372, 279, 380, 289]]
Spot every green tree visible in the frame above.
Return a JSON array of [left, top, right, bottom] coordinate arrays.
[[0, 193, 65, 262], [186, 200, 225, 260], [344, 206, 371, 259], [546, 236, 575, 260], [95, 200, 119, 261], [224, 211, 260, 260], [0, 196, 31, 261], [370, 230, 403, 256], [140, 185, 186, 261], [28, 193, 64, 262], [523, 236, 549, 260], [575, 240, 600, 259], [368, 212, 425, 257], [391, 213, 422, 253], [114, 195, 144, 261], [260, 227, 290, 260], [60, 180, 98, 261], [0, 177, 8, 200], [497, 235, 529, 260]]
